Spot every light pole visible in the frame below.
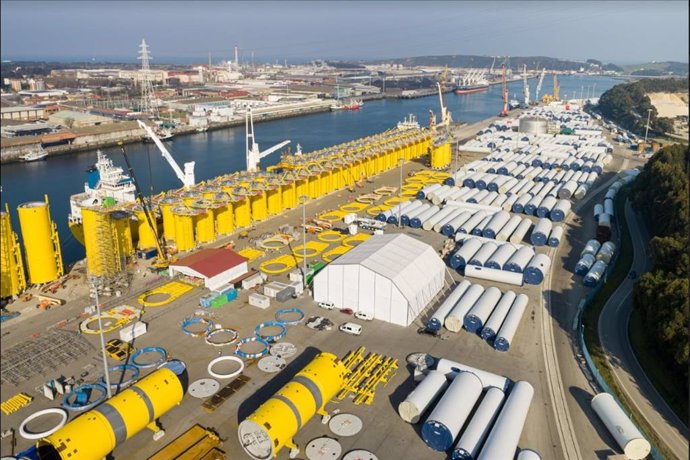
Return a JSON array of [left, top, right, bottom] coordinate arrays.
[[644, 109, 652, 144], [398, 157, 404, 228], [300, 195, 308, 289], [91, 280, 112, 399]]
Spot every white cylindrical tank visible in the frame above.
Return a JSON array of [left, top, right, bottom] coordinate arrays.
[[530, 218, 553, 246], [536, 195, 558, 218], [575, 253, 596, 276], [586, 171, 599, 185], [504, 246, 535, 273], [509, 219, 532, 244], [591, 393, 651, 460], [464, 264, 524, 286], [452, 387, 506, 460], [468, 242, 498, 267], [477, 380, 534, 460], [468, 189, 490, 204], [581, 239, 602, 258], [445, 284, 485, 332], [479, 191, 499, 206], [481, 290, 517, 340], [435, 359, 510, 391], [512, 193, 532, 214], [459, 211, 488, 235], [442, 210, 474, 236], [516, 449, 542, 460], [410, 205, 440, 228], [490, 193, 508, 208], [604, 198, 614, 217], [547, 226, 564, 247], [471, 215, 494, 236], [434, 208, 464, 233], [421, 372, 483, 452], [523, 253, 551, 285], [596, 241, 616, 264], [495, 215, 522, 241], [502, 194, 519, 212], [494, 293, 529, 351], [573, 184, 589, 200], [398, 370, 449, 424], [593, 203, 604, 218], [417, 183, 442, 200], [423, 206, 457, 231], [450, 238, 483, 270], [558, 180, 578, 199], [584, 260, 607, 287], [548, 182, 563, 198], [399, 201, 425, 224], [482, 211, 511, 239], [428, 280, 472, 331], [403, 202, 431, 226], [485, 244, 517, 270], [550, 199, 571, 222], [501, 177, 519, 194], [464, 287, 503, 333], [523, 194, 543, 216]]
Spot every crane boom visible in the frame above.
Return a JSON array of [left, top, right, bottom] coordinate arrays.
[[137, 120, 195, 188], [522, 64, 530, 107], [535, 68, 546, 102], [245, 107, 291, 172]]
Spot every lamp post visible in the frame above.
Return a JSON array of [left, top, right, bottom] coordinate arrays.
[[398, 157, 404, 228], [91, 280, 112, 399], [644, 109, 652, 144], [300, 195, 308, 289]]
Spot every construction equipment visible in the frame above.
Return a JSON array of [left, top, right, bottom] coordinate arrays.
[[137, 120, 195, 188], [245, 107, 291, 172], [119, 144, 170, 270], [499, 62, 509, 117], [521, 65, 530, 108], [105, 338, 136, 361], [534, 68, 546, 104]]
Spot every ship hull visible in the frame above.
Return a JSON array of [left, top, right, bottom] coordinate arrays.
[[454, 85, 490, 95]]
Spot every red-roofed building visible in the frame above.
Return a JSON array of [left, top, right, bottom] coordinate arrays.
[[168, 248, 248, 290]]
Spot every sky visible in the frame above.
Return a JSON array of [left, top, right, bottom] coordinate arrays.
[[1, 1, 688, 64]]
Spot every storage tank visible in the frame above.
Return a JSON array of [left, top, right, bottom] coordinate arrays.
[[575, 254, 597, 276], [557, 180, 578, 199], [501, 177, 519, 194], [477, 380, 533, 460], [483, 211, 511, 239], [474, 174, 495, 190], [17, 197, 64, 285], [523, 253, 551, 285], [530, 218, 553, 246], [550, 199, 571, 222], [467, 189, 490, 204], [502, 194, 519, 212], [481, 291, 517, 340], [445, 284, 485, 332], [504, 246, 535, 273], [584, 260, 607, 287], [596, 241, 616, 264], [523, 194, 542, 216], [452, 387, 506, 460], [38, 362, 186, 460], [173, 207, 197, 252], [440, 210, 472, 235], [421, 372, 483, 452], [485, 242, 518, 270], [398, 370, 449, 424], [416, 183, 442, 200], [468, 242, 498, 267], [238, 353, 348, 459], [573, 184, 589, 200], [581, 239, 602, 258], [428, 280, 473, 331], [402, 203, 431, 226], [450, 238, 483, 270], [493, 215, 520, 242], [458, 211, 488, 235], [479, 191, 499, 206], [464, 287, 503, 333], [590, 393, 651, 460], [423, 206, 457, 231], [464, 264, 524, 286], [389, 200, 422, 224], [511, 193, 532, 214], [519, 117, 548, 135], [435, 359, 510, 391], [410, 205, 440, 228], [494, 293, 529, 351], [547, 226, 564, 247], [536, 196, 558, 218]]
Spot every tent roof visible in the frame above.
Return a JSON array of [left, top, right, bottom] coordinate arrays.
[[170, 248, 247, 278], [330, 234, 444, 304]]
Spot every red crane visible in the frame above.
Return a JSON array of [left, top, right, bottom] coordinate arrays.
[[499, 63, 509, 117]]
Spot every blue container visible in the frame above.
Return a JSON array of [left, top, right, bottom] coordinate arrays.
[[376, 213, 387, 222], [400, 215, 411, 226], [494, 336, 510, 352], [530, 232, 547, 247], [443, 177, 455, 186], [421, 420, 456, 452], [463, 314, 483, 333], [536, 206, 551, 218], [462, 178, 475, 188], [441, 224, 455, 236], [474, 179, 488, 190], [480, 326, 497, 341], [410, 217, 423, 228], [226, 289, 238, 301], [387, 215, 398, 224], [512, 202, 525, 214], [550, 209, 566, 222], [523, 266, 544, 285]]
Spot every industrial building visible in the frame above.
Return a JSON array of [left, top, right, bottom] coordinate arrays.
[[48, 110, 113, 128], [168, 248, 248, 290], [313, 234, 445, 327]]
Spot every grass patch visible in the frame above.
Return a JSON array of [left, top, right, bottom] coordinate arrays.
[[582, 189, 678, 460], [629, 306, 689, 422]]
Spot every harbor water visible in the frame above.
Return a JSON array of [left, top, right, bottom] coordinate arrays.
[[0, 75, 620, 266]]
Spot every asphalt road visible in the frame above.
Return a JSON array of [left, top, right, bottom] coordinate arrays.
[[598, 199, 689, 459]]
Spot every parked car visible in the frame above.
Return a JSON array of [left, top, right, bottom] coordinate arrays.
[[339, 322, 362, 336], [354, 311, 373, 321], [318, 301, 335, 310]]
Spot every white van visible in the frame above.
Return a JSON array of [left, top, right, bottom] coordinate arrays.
[[354, 311, 373, 321], [339, 322, 362, 336], [318, 301, 335, 310]]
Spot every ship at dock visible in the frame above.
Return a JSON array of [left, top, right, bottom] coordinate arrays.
[[454, 69, 490, 95]]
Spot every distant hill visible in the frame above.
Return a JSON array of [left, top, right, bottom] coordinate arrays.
[[365, 54, 622, 72], [621, 61, 689, 76]]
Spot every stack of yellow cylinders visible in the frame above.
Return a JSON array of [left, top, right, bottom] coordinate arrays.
[[233, 197, 251, 228], [82, 208, 120, 277], [111, 210, 134, 257], [134, 209, 159, 250], [39, 365, 186, 460], [172, 207, 196, 252], [17, 197, 63, 285], [0, 207, 26, 298], [159, 197, 178, 243], [430, 142, 452, 169], [238, 352, 349, 459]]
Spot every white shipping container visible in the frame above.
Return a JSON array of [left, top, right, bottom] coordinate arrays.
[[249, 292, 271, 309]]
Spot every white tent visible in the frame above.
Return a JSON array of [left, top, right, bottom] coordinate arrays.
[[313, 234, 445, 327]]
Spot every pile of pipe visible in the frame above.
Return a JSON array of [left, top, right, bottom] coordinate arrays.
[[593, 169, 639, 237], [398, 358, 539, 459], [575, 239, 616, 287], [427, 280, 529, 352], [449, 237, 551, 286]]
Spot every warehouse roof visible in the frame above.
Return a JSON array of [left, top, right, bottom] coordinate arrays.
[[171, 248, 248, 278]]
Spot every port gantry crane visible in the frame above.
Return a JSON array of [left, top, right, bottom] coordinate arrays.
[[499, 61, 509, 117], [521, 64, 530, 108], [534, 68, 546, 104], [245, 106, 291, 172], [137, 120, 196, 188]]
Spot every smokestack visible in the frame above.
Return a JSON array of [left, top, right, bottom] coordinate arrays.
[[234, 45, 238, 67]]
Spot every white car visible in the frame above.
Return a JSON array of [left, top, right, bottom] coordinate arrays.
[[354, 311, 373, 321], [318, 301, 335, 310], [339, 322, 362, 336]]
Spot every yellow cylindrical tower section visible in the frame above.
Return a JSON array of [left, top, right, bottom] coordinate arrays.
[[1, 206, 26, 298], [111, 210, 134, 258], [192, 201, 216, 244], [234, 197, 251, 228], [17, 196, 63, 285], [172, 207, 196, 252], [266, 185, 282, 216], [159, 198, 178, 243], [250, 190, 267, 222], [38, 365, 186, 460], [295, 177, 308, 201], [82, 208, 122, 278], [134, 209, 159, 250], [215, 203, 234, 236], [238, 352, 348, 459], [281, 181, 296, 210], [430, 141, 452, 169]]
